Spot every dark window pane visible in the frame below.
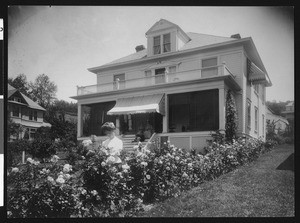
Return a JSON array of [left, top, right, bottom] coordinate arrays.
[[168, 89, 219, 132]]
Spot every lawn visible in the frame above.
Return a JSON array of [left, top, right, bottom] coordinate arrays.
[[138, 144, 294, 217]]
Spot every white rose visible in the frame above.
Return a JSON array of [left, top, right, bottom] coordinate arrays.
[[56, 177, 65, 184], [51, 155, 60, 163], [63, 164, 72, 173], [106, 156, 115, 164], [64, 174, 71, 180], [91, 190, 98, 196], [141, 162, 148, 167], [11, 167, 19, 173], [122, 164, 130, 170]]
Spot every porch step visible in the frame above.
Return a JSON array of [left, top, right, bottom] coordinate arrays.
[[121, 134, 149, 151]]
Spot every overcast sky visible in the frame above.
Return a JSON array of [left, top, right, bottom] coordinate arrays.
[[8, 6, 294, 103]]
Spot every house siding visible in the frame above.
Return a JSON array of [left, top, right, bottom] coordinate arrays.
[[96, 47, 244, 87]]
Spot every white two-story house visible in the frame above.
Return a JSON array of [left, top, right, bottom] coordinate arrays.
[[71, 19, 272, 151], [8, 84, 51, 140]]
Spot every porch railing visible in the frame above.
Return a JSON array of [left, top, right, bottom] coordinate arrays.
[[77, 63, 235, 96]]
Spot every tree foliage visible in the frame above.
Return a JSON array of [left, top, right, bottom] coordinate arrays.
[[225, 90, 238, 142], [7, 118, 22, 140], [8, 74, 31, 98], [44, 100, 77, 124], [266, 100, 289, 116], [28, 74, 57, 109]]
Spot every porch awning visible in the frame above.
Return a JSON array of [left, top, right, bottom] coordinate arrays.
[[107, 94, 165, 115], [247, 59, 272, 86]]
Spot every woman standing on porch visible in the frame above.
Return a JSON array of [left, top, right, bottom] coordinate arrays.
[[101, 122, 123, 166]]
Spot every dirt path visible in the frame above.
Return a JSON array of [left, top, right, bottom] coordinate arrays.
[[140, 144, 295, 217]]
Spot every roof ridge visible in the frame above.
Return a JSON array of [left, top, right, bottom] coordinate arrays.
[[187, 31, 235, 39]]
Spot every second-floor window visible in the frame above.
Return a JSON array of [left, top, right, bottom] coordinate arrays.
[[155, 68, 166, 84], [247, 100, 251, 128], [254, 84, 259, 94], [202, 57, 218, 77], [153, 36, 161, 55], [262, 86, 265, 104], [14, 97, 21, 103], [29, 110, 38, 121], [255, 106, 258, 132], [262, 114, 265, 136], [163, 33, 171, 53], [113, 74, 125, 90], [12, 105, 20, 117]]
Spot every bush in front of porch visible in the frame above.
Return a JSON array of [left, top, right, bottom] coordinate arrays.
[[7, 135, 277, 218]]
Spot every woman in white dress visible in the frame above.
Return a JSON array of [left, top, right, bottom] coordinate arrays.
[[101, 122, 123, 167]]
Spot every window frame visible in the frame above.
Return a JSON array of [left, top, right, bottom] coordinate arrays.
[[12, 105, 20, 117], [254, 106, 258, 132], [163, 33, 171, 53], [247, 100, 251, 129], [113, 73, 125, 90], [262, 114, 265, 137], [153, 35, 161, 55], [262, 86, 265, 104], [201, 57, 218, 77], [254, 84, 259, 95]]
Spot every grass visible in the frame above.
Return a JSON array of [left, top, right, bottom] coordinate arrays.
[[137, 144, 294, 217]]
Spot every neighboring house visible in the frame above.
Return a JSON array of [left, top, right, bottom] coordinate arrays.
[[71, 19, 272, 151], [281, 101, 294, 121], [266, 107, 289, 134], [8, 84, 51, 140]]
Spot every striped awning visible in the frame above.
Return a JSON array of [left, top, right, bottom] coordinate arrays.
[[107, 94, 165, 115], [247, 59, 271, 86]]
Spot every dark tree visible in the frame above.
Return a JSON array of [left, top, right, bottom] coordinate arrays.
[[28, 74, 57, 109], [8, 74, 31, 98], [225, 90, 238, 142], [266, 101, 287, 116]]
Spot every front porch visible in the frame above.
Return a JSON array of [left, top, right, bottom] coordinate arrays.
[[76, 86, 233, 151]]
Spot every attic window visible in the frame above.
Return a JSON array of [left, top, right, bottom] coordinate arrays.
[[14, 97, 21, 103], [153, 36, 161, 55], [163, 33, 171, 53]]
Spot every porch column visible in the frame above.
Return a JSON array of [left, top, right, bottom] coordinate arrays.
[[77, 104, 83, 138], [128, 114, 132, 131], [163, 94, 168, 133], [219, 88, 226, 130], [116, 116, 120, 135]]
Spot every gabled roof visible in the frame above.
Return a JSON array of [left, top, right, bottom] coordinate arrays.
[[286, 101, 294, 107], [103, 48, 147, 66], [266, 107, 289, 125], [178, 32, 235, 51], [145, 19, 190, 41], [94, 32, 236, 69], [88, 19, 270, 86], [7, 84, 46, 111]]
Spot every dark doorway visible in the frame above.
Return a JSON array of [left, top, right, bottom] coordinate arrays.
[[120, 112, 163, 135]]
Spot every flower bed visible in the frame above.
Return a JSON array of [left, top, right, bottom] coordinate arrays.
[[7, 137, 276, 218]]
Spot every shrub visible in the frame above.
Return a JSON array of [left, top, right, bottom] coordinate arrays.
[[7, 158, 81, 218], [29, 139, 57, 161], [7, 136, 276, 218], [225, 90, 238, 142], [7, 139, 31, 168]]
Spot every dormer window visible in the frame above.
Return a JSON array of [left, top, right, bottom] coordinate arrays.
[[153, 36, 161, 55], [163, 33, 171, 53]]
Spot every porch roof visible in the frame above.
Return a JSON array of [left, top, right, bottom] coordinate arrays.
[[107, 94, 165, 115]]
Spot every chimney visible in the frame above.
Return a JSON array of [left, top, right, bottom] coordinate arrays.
[[135, 45, 145, 52], [230, 33, 241, 39]]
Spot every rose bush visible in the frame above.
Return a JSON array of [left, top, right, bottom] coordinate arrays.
[[7, 156, 81, 218], [7, 136, 277, 218]]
